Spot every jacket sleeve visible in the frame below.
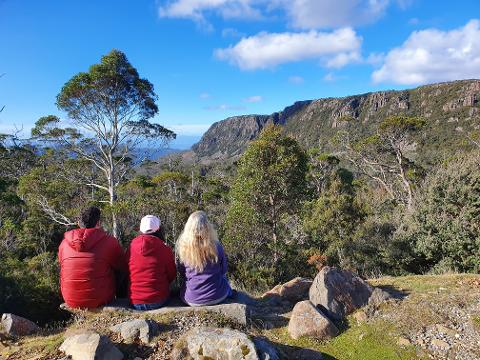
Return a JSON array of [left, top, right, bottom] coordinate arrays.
[[165, 246, 177, 283]]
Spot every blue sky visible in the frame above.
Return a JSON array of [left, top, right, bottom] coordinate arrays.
[[1, 0, 479, 149]]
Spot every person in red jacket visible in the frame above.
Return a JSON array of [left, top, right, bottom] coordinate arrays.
[[127, 215, 176, 310], [58, 206, 128, 309]]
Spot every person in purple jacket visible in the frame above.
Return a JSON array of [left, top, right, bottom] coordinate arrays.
[[176, 210, 232, 306]]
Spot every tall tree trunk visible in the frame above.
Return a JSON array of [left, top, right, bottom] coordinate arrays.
[[107, 157, 119, 239]]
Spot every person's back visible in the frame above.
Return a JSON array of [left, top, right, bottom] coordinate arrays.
[[58, 207, 127, 309], [179, 241, 230, 306], [177, 211, 232, 306], [128, 215, 176, 310]]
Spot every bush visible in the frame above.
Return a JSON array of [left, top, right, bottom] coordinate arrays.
[[396, 151, 480, 273], [0, 253, 66, 325]]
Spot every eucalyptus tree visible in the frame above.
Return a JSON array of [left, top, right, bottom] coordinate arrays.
[[338, 115, 425, 210], [32, 50, 175, 238]]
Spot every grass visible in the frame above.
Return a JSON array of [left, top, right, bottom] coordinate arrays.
[[0, 332, 64, 358], [266, 319, 424, 360]]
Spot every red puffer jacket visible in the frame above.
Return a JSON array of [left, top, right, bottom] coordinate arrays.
[[127, 234, 176, 305], [58, 228, 127, 309]]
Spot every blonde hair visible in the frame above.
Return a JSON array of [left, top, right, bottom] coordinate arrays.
[[176, 211, 219, 272]]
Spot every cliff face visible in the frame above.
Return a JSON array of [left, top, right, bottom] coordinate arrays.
[[192, 80, 480, 163], [191, 100, 311, 159]]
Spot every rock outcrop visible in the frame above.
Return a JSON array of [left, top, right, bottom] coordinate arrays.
[[262, 277, 312, 303], [189, 79, 480, 164], [309, 266, 373, 320], [0, 313, 40, 336], [60, 331, 123, 360], [109, 319, 158, 344], [61, 299, 249, 325], [171, 326, 260, 360], [287, 300, 339, 340]]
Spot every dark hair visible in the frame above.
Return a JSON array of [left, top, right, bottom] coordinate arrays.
[[79, 206, 101, 229], [150, 225, 165, 242]]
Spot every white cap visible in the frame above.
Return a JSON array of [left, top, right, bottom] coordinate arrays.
[[140, 215, 161, 234]]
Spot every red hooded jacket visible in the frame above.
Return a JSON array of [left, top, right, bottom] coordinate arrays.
[[58, 228, 127, 309], [127, 234, 176, 305]]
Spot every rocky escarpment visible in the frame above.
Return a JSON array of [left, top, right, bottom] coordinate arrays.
[[191, 100, 311, 159], [191, 79, 480, 164]]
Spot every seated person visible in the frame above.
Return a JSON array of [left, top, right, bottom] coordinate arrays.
[[127, 215, 176, 310], [58, 206, 127, 309], [176, 211, 232, 307]]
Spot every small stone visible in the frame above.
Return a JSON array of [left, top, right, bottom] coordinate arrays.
[[110, 319, 157, 344], [60, 331, 123, 360], [397, 337, 411, 347], [431, 338, 450, 350], [353, 310, 368, 323], [368, 288, 393, 307], [1, 314, 40, 336], [435, 324, 456, 337]]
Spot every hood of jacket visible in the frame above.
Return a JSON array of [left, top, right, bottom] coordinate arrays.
[[134, 234, 163, 256], [64, 228, 107, 252]]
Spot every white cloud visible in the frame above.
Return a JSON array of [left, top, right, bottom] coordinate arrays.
[[214, 28, 362, 70], [199, 92, 211, 99], [323, 72, 347, 82], [373, 19, 480, 85], [243, 95, 263, 102], [278, 0, 390, 29], [158, 0, 412, 30], [221, 27, 245, 38], [169, 123, 212, 135], [288, 75, 304, 84], [158, 0, 262, 29]]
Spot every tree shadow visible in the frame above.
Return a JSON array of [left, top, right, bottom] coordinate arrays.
[[262, 338, 337, 360]]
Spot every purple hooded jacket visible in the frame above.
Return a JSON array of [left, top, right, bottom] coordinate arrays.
[[178, 242, 231, 305]]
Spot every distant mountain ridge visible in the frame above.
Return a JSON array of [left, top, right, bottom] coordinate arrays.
[[190, 79, 480, 165]]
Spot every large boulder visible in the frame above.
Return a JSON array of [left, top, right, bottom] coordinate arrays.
[[60, 331, 123, 360], [262, 277, 312, 303], [109, 319, 158, 344], [61, 300, 250, 325], [309, 267, 373, 320], [171, 327, 259, 360], [148, 302, 249, 325], [287, 300, 339, 340], [0, 313, 40, 336]]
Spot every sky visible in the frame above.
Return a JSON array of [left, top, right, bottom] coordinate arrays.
[[1, 0, 479, 149]]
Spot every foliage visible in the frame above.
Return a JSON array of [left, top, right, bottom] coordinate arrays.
[[224, 125, 308, 289], [338, 115, 426, 209], [32, 50, 175, 238], [396, 151, 480, 273], [0, 254, 65, 325]]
